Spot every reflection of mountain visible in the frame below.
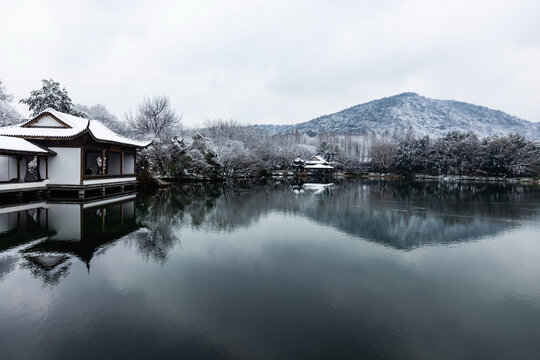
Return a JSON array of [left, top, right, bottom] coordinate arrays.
[[143, 180, 540, 250]]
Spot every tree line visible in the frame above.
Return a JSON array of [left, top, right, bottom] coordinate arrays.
[[375, 130, 540, 177], [1, 78, 539, 180]]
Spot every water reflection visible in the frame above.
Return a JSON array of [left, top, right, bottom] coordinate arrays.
[[0, 195, 139, 284], [2, 180, 540, 283], [135, 179, 540, 250], [1, 180, 540, 359]]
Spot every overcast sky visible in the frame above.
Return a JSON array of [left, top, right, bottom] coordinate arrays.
[[1, 0, 539, 126]]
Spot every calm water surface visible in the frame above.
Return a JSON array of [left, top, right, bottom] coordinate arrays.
[[1, 180, 540, 360]]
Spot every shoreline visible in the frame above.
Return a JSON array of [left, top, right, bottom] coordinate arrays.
[[147, 172, 540, 189]]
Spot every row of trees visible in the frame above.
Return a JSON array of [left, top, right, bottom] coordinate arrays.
[[2, 78, 540, 179], [373, 131, 540, 177]]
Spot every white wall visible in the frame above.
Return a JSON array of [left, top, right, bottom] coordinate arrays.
[[47, 147, 81, 185], [19, 158, 26, 180], [39, 157, 47, 179], [124, 154, 135, 174], [0, 156, 18, 182], [47, 203, 81, 241], [29, 115, 64, 127], [0, 213, 16, 233], [0, 156, 8, 181], [83, 177, 136, 186]]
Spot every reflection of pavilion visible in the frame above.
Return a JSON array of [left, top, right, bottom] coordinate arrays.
[[0, 195, 140, 283], [291, 182, 334, 196], [0, 201, 53, 251]]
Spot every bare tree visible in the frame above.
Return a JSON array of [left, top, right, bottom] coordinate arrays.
[[370, 142, 396, 172], [126, 95, 182, 141]]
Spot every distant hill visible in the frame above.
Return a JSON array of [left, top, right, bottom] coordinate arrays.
[[256, 93, 540, 139]]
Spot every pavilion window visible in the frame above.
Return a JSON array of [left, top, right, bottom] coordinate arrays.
[[84, 151, 106, 176]]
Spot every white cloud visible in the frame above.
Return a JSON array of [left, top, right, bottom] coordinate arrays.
[[1, 0, 539, 126]]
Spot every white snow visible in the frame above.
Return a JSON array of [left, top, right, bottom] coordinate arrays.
[[304, 164, 334, 169], [88, 119, 150, 147], [83, 177, 136, 185], [0, 108, 150, 148], [0, 135, 51, 154]]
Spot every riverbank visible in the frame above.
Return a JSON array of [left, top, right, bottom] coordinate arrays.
[[271, 170, 540, 184]]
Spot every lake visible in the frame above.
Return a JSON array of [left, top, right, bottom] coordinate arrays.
[[1, 179, 540, 360]]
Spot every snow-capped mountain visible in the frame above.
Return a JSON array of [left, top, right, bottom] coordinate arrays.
[[259, 93, 540, 138]]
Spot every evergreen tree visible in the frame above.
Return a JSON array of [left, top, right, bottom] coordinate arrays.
[[317, 141, 336, 162], [20, 79, 86, 117], [394, 135, 429, 174]]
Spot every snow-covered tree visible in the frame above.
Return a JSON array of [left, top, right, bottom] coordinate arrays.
[[20, 79, 86, 117], [0, 80, 22, 126], [126, 95, 182, 141], [317, 141, 336, 162], [394, 135, 430, 174], [75, 103, 129, 135], [190, 133, 220, 177]]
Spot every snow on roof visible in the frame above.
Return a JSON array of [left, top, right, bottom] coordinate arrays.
[[304, 163, 334, 169], [308, 155, 326, 162], [0, 135, 54, 154], [0, 108, 150, 148], [0, 125, 83, 139], [305, 155, 327, 165], [88, 120, 150, 147]]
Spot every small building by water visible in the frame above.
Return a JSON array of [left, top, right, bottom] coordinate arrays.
[[0, 108, 150, 199], [291, 155, 334, 176]]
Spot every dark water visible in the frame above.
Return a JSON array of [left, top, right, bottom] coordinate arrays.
[[1, 179, 540, 360]]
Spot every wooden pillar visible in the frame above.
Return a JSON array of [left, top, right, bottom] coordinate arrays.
[[101, 150, 105, 175], [80, 146, 84, 184], [78, 189, 85, 199], [121, 152, 124, 175], [17, 155, 21, 183], [45, 156, 48, 179]]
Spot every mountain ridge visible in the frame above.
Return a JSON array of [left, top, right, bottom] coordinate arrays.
[[256, 93, 540, 139]]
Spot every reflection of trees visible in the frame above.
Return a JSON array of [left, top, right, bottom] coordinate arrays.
[[135, 184, 221, 263], [137, 179, 540, 251], [286, 180, 540, 249]]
